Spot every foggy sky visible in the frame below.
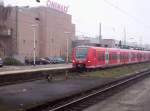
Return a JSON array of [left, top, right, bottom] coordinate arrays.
[[4, 0, 150, 44]]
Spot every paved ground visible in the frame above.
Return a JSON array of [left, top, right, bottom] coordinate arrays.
[[0, 64, 72, 74], [0, 76, 114, 111], [84, 75, 150, 111]]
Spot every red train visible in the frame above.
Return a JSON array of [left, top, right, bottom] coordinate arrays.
[[72, 46, 150, 69]]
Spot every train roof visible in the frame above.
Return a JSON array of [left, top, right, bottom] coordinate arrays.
[[75, 45, 91, 48], [75, 45, 150, 53]]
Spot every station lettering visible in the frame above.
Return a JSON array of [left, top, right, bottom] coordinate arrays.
[[47, 0, 69, 13]]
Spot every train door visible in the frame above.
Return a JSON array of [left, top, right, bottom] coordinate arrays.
[[124, 51, 129, 63], [120, 51, 125, 64], [135, 52, 138, 62], [97, 51, 105, 66], [112, 52, 118, 64], [129, 51, 131, 63], [108, 51, 112, 64], [124, 52, 128, 63], [105, 48, 109, 65], [117, 50, 120, 64], [93, 49, 96, 67], [109, 51, 117, 65]]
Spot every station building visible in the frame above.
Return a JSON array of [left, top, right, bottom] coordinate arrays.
[[0, 5, 75, 60]]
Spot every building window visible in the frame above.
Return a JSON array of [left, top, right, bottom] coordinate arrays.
[[23, 40, 26, 44], [105, 45, 108, 47]]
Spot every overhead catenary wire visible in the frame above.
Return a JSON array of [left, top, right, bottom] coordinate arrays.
[[103, 0, 150, 29]]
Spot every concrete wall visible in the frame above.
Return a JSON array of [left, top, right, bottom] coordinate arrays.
[[5, 6, 75, 59]]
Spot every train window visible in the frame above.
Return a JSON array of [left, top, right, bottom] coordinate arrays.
[[93, 50, 96, 58], [134, 54, 135, 58], [137, 53, 142, 59], [137, 54, 139, 59], [142, 54, 143, 59], [120, 54, 124, 59], [123, 53, 128, 60], [102, 54, 105, 60], [112, 53, 117, 60], [126, 54, 129, 59], [110, 52, 117, 60], [112, 54, 114, 59], [143, 54, 145, 59], [132, 53, 135, 59], [109, 53, 112, 60], [98, 51, 105, 61], [75, 47, 88, 59], [98, 51, 101, 61], [109, 52, 117, 60], [118, 53, 120, 59]]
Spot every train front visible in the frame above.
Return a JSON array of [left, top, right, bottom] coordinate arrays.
[[72, 46, 89, 69]]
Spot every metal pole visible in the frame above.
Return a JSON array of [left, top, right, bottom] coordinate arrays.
[[139, 36, 142, 46], [66, 38, 69, 64], [15, 6, 18, 54], [99, 23, 102, 44], [33, 27, 36, 66], [124, 27, 126, 46], [64, 32, 71, 64]]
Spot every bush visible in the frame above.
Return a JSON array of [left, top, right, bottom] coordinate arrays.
[[4, 57, 24, 66]]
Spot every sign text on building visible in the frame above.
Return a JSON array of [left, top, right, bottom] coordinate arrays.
[[47, 0, 69, 13]]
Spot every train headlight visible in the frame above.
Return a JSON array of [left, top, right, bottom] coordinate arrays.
[[87, 60, 91, 63], [72, 60, 75, 63]]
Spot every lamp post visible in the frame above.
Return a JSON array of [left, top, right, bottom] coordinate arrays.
[[64, 32, 71, 64], [32, 24, 38, 66]]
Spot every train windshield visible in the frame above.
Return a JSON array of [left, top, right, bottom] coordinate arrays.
[[75, 47, 88, 59]]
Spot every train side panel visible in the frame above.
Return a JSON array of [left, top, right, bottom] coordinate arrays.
[[72, 46, 150, 70], [86, 47, 106, 68]]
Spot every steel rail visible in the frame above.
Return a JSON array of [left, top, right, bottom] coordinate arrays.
[[48, 70, 150, 111]]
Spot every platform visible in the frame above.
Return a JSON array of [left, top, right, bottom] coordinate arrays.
[[0, 64, 72, 86], [0, 64, 72, 75]]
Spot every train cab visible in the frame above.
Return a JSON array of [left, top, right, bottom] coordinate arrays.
[[72, 46, 89, 69], [72, 46, 107, 69]]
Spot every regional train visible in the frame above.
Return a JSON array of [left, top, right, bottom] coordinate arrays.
[[72, 46, 150, 69]]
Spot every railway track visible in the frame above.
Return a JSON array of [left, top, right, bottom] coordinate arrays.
[[26, 69, 150, 111]]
